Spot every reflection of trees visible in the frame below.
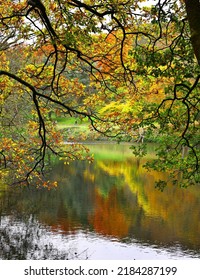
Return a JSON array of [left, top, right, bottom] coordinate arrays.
[[1, 154, 200, 259], [52, 159, 200, 252], [0, 216, 87, 260], [89, 188, 132, 238], [92, 158, 200, 250]]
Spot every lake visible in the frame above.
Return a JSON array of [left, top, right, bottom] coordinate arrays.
[[0, 143, 200, 260]]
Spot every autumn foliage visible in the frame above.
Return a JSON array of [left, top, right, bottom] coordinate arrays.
[[0, 0, 199, 188]]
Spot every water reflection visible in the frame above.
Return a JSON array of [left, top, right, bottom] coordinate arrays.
[[0, 143, 200, 259]]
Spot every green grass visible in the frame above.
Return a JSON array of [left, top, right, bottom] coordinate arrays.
[[54, 116, 160, 159], [56, 116, 88, 125]]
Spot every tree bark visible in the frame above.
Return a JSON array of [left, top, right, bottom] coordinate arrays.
[[184, 0, 200, 65]]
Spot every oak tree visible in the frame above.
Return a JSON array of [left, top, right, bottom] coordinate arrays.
[[0, 0, 199, 188]]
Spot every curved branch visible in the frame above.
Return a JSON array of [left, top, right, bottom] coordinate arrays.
[[68, 0, 115, 18], [27, 0, 57, 39]]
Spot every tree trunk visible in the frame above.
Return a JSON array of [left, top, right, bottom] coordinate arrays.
[[184, 0, 200, 65]]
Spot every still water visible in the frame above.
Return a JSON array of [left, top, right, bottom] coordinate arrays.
[[0, 143, 200, 260]]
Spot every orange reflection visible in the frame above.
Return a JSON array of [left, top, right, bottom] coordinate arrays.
[[89, 188, 131, 238]]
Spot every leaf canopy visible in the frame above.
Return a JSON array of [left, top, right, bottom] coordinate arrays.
[[0, 0, 199, 189]]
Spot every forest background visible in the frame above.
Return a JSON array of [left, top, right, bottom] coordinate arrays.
[[0, 0, 199, 190]]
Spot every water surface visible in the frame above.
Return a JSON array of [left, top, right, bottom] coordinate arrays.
[[0, 143, 200, 259]]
